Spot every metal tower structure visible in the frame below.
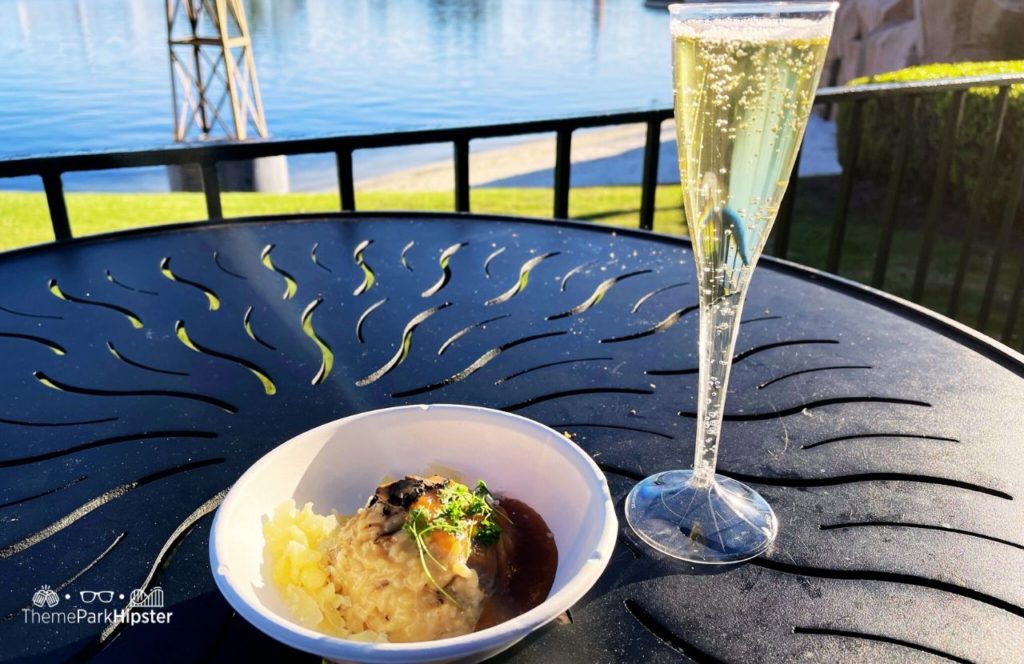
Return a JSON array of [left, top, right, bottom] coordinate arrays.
[[166, 0, 268, 142]]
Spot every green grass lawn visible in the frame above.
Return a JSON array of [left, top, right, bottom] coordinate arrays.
[[0, 187, 686, 249], [0, 184, 1020, 348]]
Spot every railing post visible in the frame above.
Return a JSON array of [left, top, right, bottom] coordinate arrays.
[[826, 99, 863, 273], [773, 147, 802, 259], [872, 96, 915, 289], [980, 124, 1024, 332], [553, 128, 572, 219], [911, 89, 967, 303], [453, 138, 470, 213], [949, 85, 1010, 317], [200, 161, 223, 219], [1003, 255, 1024, 347], [336, 149, 356, 212], [1003, 259, 1024, 347], [639, 120, 661, 231], [41, 172, 72, 241]]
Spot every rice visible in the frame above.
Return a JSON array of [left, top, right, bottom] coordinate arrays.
[[263, 498, 485, 642]]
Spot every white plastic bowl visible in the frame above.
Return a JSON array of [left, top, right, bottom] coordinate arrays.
[[209, 404, 618, 663]]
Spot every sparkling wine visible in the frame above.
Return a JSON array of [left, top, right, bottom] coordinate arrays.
[[673, 17, 830, 484]]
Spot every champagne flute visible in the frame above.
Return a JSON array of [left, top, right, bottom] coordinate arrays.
[[626, 1, 838, 564]]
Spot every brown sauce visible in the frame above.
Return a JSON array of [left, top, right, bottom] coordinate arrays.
[[473, 496, 558, 631]]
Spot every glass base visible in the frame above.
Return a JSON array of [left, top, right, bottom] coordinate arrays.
[[625, 470, 778, 564]]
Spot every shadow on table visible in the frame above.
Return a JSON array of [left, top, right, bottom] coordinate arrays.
[[617, 525, 747, 577]]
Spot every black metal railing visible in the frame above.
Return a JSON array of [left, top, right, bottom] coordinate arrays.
[[1, 73, 1023, 345], [0, 108, 675, 234]]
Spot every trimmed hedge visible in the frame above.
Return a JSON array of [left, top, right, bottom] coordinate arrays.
[[836, 60, 1024, 225]]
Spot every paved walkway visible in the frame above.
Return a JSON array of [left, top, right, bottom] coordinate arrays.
[[355, 115, 840, 191]]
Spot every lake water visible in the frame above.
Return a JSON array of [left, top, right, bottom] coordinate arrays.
[[0, 0, 672, 191]]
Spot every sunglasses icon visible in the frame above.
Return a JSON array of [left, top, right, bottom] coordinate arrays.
[[79, 590, 115, 604]]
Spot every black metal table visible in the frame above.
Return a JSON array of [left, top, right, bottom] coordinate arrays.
[[1, 213, 1022, 664]]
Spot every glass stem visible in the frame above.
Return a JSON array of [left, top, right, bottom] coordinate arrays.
[[692, 288, 748, 487]]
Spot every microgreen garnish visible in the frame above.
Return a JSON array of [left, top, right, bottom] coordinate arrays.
[[401, 479, 503, 605]]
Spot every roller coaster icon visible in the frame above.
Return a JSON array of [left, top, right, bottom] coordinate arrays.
[[129, 587, 165, 609]]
